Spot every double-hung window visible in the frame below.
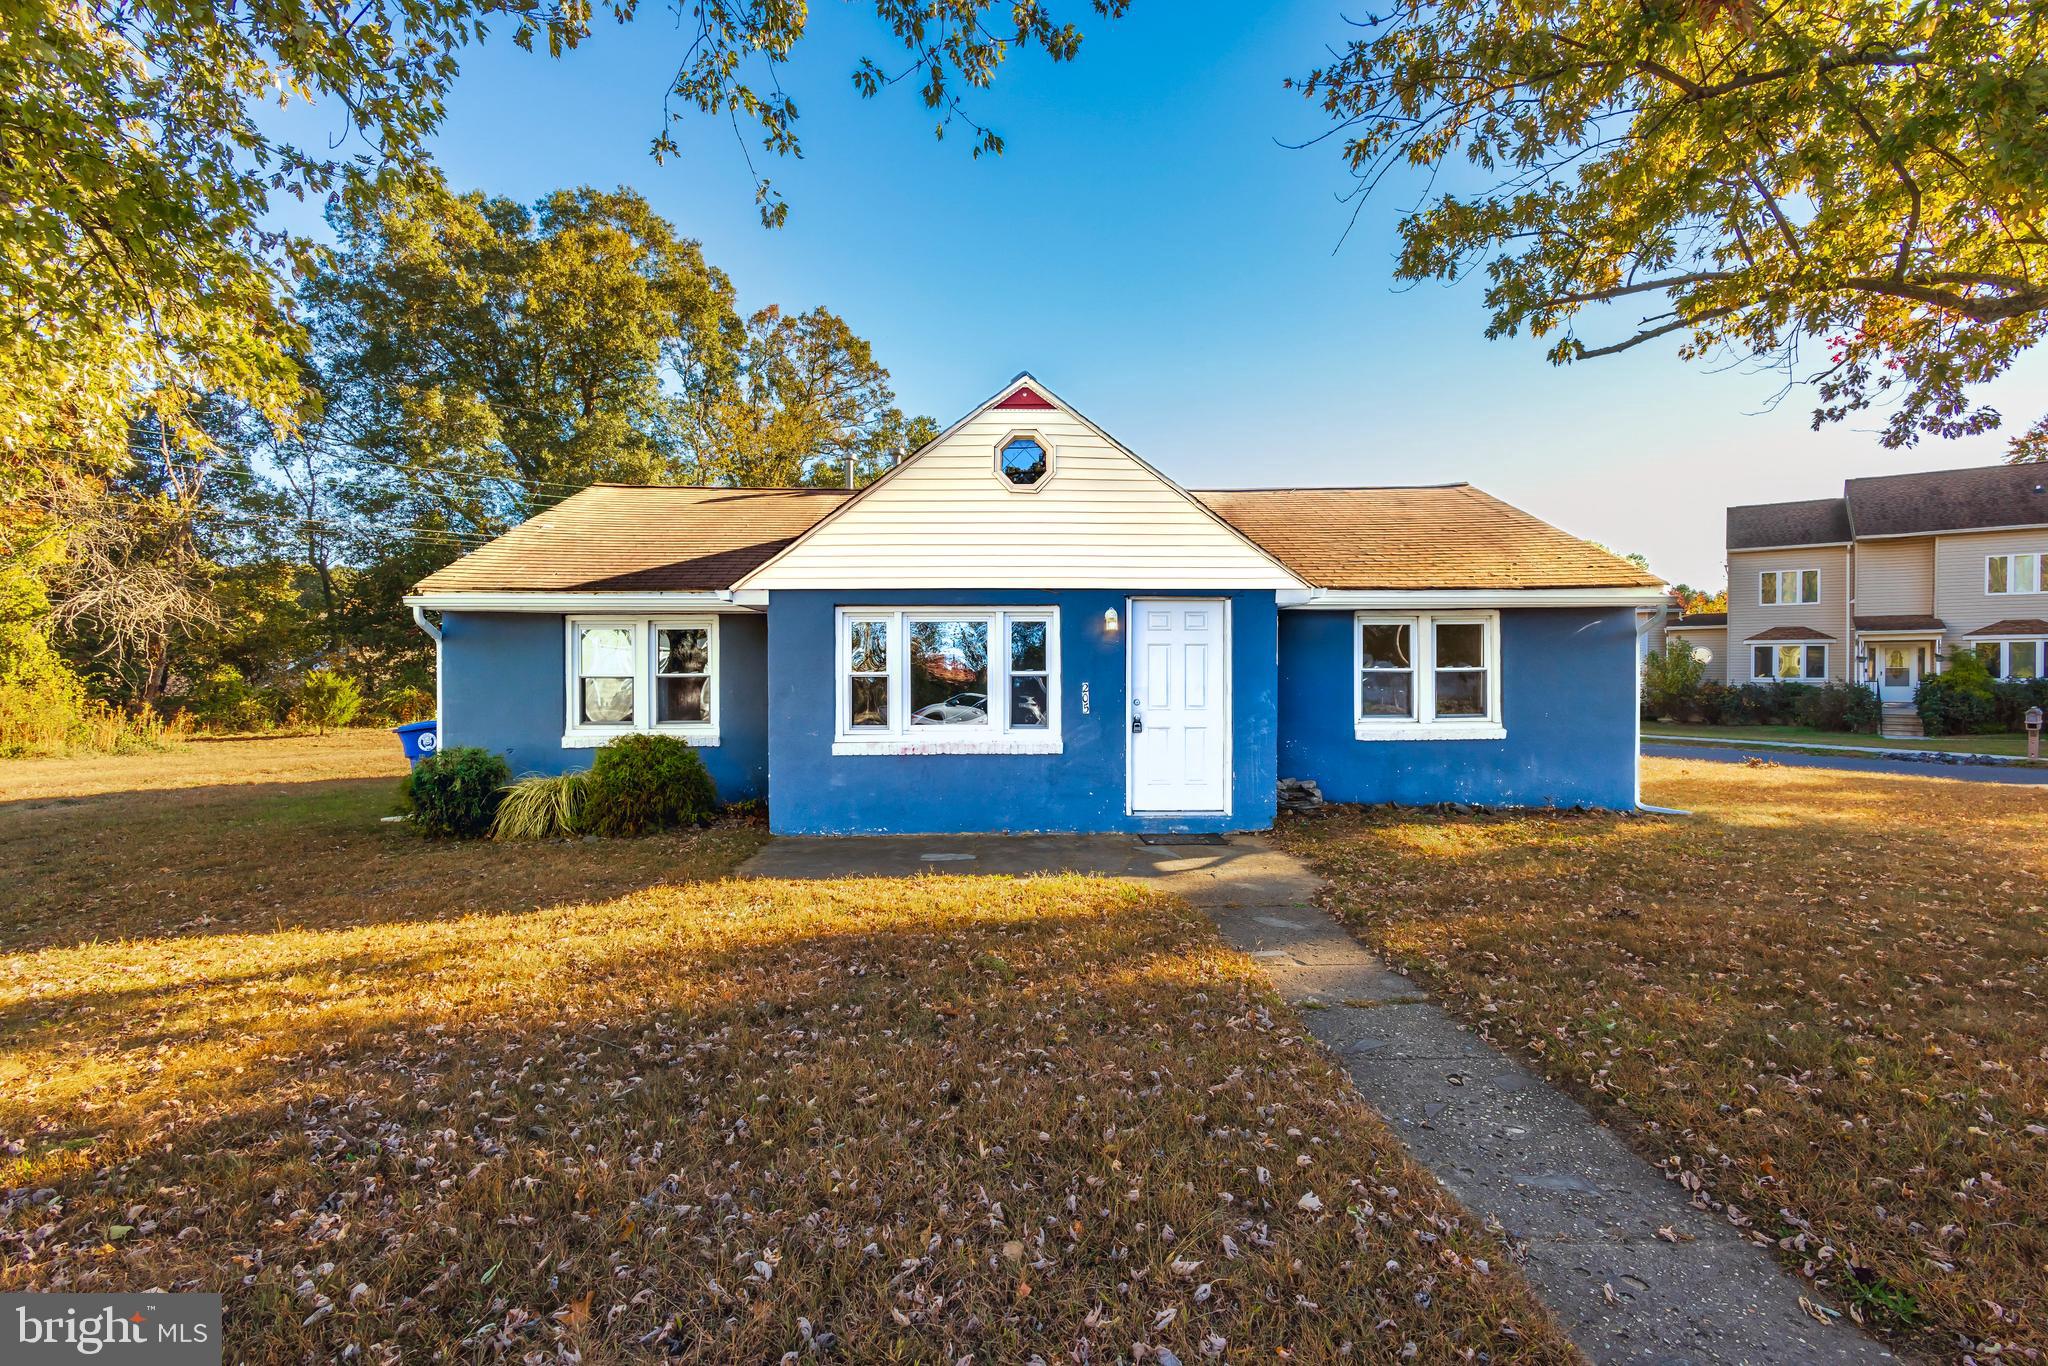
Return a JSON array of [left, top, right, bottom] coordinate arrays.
[[1987, 552, 2042, 595], [1759, 569, 1820, 605], [834, 607, 1060, 754], [564, 616, 720, 747], [1751, 642, 1828, 682], [1353, 611, 1502, 740]]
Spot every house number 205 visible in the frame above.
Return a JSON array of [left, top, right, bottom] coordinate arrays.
[[1081, 682, 1090, 715]]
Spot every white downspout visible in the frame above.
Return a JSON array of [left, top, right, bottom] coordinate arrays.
[[411, 604, 443, 748], [1635, 603, 1690, 816]]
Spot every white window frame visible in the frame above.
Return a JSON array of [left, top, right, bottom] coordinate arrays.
[[1750, 641, 1829, 682], [833, 607, 1063, 755], [1759, 568, 1821, 606], [992, 429, 1056, 494], [563, 615, 721, 748], [1352, 610, 1504, 741], [1985, 552, 2043, 596]]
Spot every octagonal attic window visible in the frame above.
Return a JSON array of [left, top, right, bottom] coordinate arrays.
[[998, 435, 1050, 490]]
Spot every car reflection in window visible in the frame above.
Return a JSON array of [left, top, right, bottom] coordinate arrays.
[[911, 692, 988, 725]]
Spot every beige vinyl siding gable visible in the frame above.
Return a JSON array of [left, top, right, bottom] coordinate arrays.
[[1934, 529, 2048, 635], [1727, 546, 1850, 682], [1852, 536, 1934, 616], [739, 393, 1304, 590], [1663, 626, 1728, 683]]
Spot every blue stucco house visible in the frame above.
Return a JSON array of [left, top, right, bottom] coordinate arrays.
[[405, 376, 1667, 835]]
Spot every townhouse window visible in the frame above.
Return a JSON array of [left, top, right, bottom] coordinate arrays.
[[1752, 642, 1827, 682], [564, 616, 720, 747], [1759, 568, 1820, 605], [835, 607, 1061, 754], [1986, 553, 2042, 595], [1975, 638, 2046, 679], [1354, 612, 1503, 740]]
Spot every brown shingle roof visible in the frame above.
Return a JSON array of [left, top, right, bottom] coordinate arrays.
[[1727, 498, 1852, 549], [1191, 485, 1663, 591], [413, 485, 853, 594], [1854, 614, 1945, 632], [1845, 464, 2048, 537], [1967, 618, 2048, 637], [1744, 624, 1837, 642], [1669, 612, 1727, 627]]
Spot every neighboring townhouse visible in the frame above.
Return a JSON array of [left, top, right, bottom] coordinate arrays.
[[1710, 464, 2048, 708], [1661, 612, 1728, 683]]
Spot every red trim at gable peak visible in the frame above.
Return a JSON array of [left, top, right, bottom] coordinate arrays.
[[994, 385, 1055, 410]]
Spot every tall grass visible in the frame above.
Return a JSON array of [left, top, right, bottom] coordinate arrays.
[[490, 771, 589, 840], [0, 680, 188, 758]]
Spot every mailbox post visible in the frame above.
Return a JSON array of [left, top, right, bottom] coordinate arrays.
[[2028, 705, 2043, 762]]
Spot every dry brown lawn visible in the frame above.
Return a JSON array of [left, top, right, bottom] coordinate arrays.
[[1, 733, 1572, 1363], [1280, 755, 2048, 1361]]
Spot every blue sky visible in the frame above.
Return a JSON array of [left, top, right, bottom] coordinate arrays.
[[268, 0, 2047, 589]]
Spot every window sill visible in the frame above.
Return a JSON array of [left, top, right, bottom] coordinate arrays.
[[563, 729, 720, 749], [1354, 721, 1506, 743], [831, 734, 1064, 757]]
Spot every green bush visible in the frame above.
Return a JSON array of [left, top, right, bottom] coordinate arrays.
[[375, 685, 434, 725], [297, 670, 364, 734], [1916, 648, 1998, 736], [583, 734, 718, 837], [185, 665, 273, 732], [491, 772, 590, 841], [1642, 639, 1707, 720], [1794, 680, 1881, 733], [1990, 676, 2048, 731], [401, 747, 512, 838]]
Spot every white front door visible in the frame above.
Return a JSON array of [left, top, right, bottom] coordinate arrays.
[[1128, 598, 1229, 813], [1876, 645, 1920, 703]]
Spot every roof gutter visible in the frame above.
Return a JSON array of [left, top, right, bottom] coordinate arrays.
[[402, 590, 748, 613], [1283, 586, 1672, 610], [410, 604, 443, 748]]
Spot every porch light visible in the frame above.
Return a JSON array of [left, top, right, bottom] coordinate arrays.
[[1104, 607, 1119, 634]]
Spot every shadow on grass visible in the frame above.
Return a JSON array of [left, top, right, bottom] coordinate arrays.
[[1, 874, 1576, 1363]]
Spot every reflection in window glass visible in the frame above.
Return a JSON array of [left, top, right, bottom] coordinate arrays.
[[999, 437, 1048, 486], [578, 626, 634, 725], [847, 618, 890, 728], [909, 619, 989, 725], [1433, 621, 1487, 717], [1358, 621, 1413, 718], [2009, 640, 2040, 679], [656, 627, 711, 725], [1803, 645, 1827, 679], [1009, 619, 1049, 728]]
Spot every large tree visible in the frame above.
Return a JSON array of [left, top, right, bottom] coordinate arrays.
[[1, 0, 1122, 478], [1301, 1, 2048, 453]]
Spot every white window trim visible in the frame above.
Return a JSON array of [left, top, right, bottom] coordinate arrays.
[[1985, 552, 2043, 596], [992, 428, 1056, 494], [832, 606, 1063, 756], [563, 615, 721, 748], [1759, 567, 1821, 606], [1352, 610, 1505, 742], [1749, 641, 1830, 682]]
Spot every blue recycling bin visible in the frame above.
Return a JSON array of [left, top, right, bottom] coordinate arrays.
[[393, 720, 440, 767]]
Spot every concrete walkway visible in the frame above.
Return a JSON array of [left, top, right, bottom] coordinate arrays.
[[741, 833, 1895, 1364]]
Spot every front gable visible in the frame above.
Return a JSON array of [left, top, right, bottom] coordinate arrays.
[[737, 376, 1306, 590]]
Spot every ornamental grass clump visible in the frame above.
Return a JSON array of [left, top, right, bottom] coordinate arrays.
[[490, 772, 590, 841], [583, 733, 717, 836]]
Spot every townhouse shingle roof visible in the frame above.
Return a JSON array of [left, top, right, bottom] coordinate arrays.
[[1669, 612, 1727, 627], [1967, 618, 2048, 637], [412, 485, 854, 594], [1844, 464, 2048, 537], [1744, 625, 1837, 642], [1854, 614, 1945, 632], [1191, 485, 1663, 590], [1727, 498, 1852, 550]]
